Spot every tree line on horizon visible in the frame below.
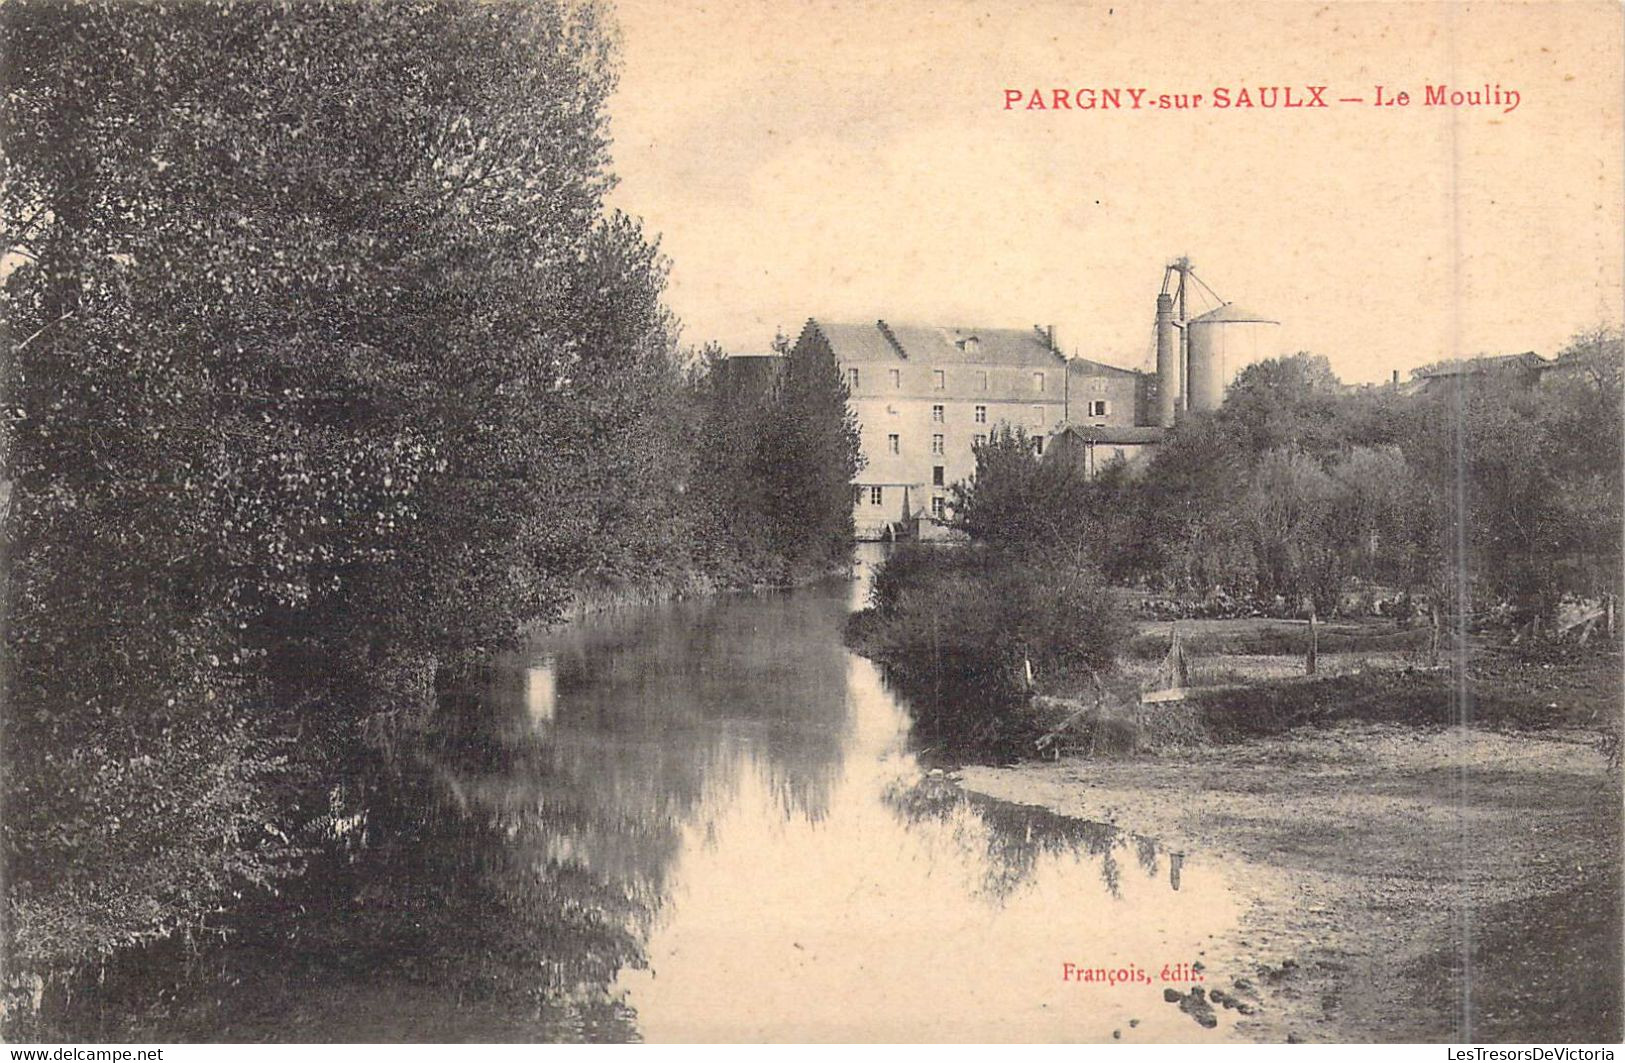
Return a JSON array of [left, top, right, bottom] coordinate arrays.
[[949, 334, 1624, 621]]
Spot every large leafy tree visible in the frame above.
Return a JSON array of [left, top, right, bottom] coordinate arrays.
[[0, 0, 665, 975], [1396, 334, 1623, 617], [758, 330, 862, 575], [1120, 413, 1255, 595], [1215, 351, 1346, 456], [1240, 447, 1340, 611], [947, 426, 1106, 567]]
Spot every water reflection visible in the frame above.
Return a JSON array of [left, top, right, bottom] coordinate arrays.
[[44, 566, 1247, 1043], [614, 643, 1244, 1042], [524, 658, 557, 724]]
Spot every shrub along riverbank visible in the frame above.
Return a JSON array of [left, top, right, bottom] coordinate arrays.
[[850, 554, 1621, 757], [845, 544, 1125, 755]]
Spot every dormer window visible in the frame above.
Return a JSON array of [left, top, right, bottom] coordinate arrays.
[[962, 336, 981, 356]]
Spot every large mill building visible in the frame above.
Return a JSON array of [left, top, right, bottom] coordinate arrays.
[[789, 262, 1279, 540], [791, 319, 1149, 539]]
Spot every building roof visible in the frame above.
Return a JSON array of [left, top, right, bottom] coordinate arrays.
[[802, 319, 1065, 368], [1414, 351, 1547, 378], [1188, 302, 1278, 325], [1066, 356, 1141, 378], [1053, 423, 1167, 445]]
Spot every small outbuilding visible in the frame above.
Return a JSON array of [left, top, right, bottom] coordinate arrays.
[[1044, 423, 1167, 479]]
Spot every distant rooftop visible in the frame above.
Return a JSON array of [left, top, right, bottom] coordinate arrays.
[[1053, 423, 1167, 445], [800, 319, 1064, 369], [1188, 302, 1279, 326], [1066, 356, 1141, 378], [1413, 351, 1547, 378]]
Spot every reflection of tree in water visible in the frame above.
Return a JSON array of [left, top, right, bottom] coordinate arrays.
[[882, 777, 1174, 903], [47, 584, 858, 1042], [526, 589, 853, 824], [39, 752, 648, 1042], [369, 586, 856, 1034], [1136, 835, 1161, 878]]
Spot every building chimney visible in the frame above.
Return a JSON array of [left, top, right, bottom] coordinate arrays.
[[1155, 292, 1178, 427], [1392, 369, 1399, 386]]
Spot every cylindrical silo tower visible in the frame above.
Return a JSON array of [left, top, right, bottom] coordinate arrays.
[[1186, 303, 1280, 413], [1155, 292, 1178, 427]]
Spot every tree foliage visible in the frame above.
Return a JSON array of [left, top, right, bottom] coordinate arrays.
[[948, 426, 1086, 553], [757, 330, 863, 573], [953, 341, 1622, 621], [851, 544, 1125, 753], [0, 0, 857, 981]]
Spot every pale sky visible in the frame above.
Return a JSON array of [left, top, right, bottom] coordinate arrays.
[[604, 0, 1624, 383]]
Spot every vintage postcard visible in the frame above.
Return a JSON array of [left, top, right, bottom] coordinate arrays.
[[1, 0, 1621, 1049]]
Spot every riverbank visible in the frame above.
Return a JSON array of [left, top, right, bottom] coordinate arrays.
[[957, 722, 1622, 1043], [559, 559, 856, 624]]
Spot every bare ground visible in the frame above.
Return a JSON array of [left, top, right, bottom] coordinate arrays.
[[958, 724, 1622, 1043]]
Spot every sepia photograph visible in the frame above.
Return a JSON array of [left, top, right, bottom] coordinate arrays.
[[1, 0, 1622, 1047]]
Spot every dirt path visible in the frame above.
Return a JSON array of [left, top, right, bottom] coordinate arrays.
[[957, 723, 1622, 1043]]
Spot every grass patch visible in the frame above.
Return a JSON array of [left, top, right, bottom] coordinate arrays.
[[1125, 622, 1434, 660], [1190, 654, 1619, 742]]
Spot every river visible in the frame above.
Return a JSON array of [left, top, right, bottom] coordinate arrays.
[[51, 550, 1246, 1043]]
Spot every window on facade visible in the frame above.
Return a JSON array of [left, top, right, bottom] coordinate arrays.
[[870, 485, 884, 506], [887, 433, 900, 455], [1033, 436, 1045, 456], [889, 368, 901, 388], [1033, 371, 1046, 392], [933, 369, 945, 390], [932, 465, 945, 487], [1032, 405, 1045, 425], [977, 371, 988, 391], [848, 368, 859, 389], [931, 496, 945, 519], [1089, 399, 1110, 418], [931, 404, 944, 423], [852, 484, 864, 506], [974, 404, 987, 423], [931, 434, 944, 455], [973, 433, 987, 447]]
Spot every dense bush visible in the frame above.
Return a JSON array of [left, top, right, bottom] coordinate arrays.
[[848, 545, 1126, 753], [947, 425, 1113, 565]]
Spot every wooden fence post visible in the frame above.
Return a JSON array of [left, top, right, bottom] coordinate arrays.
[[1306, 607, 1318, 676], [1168, 623, 1188, 689]]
